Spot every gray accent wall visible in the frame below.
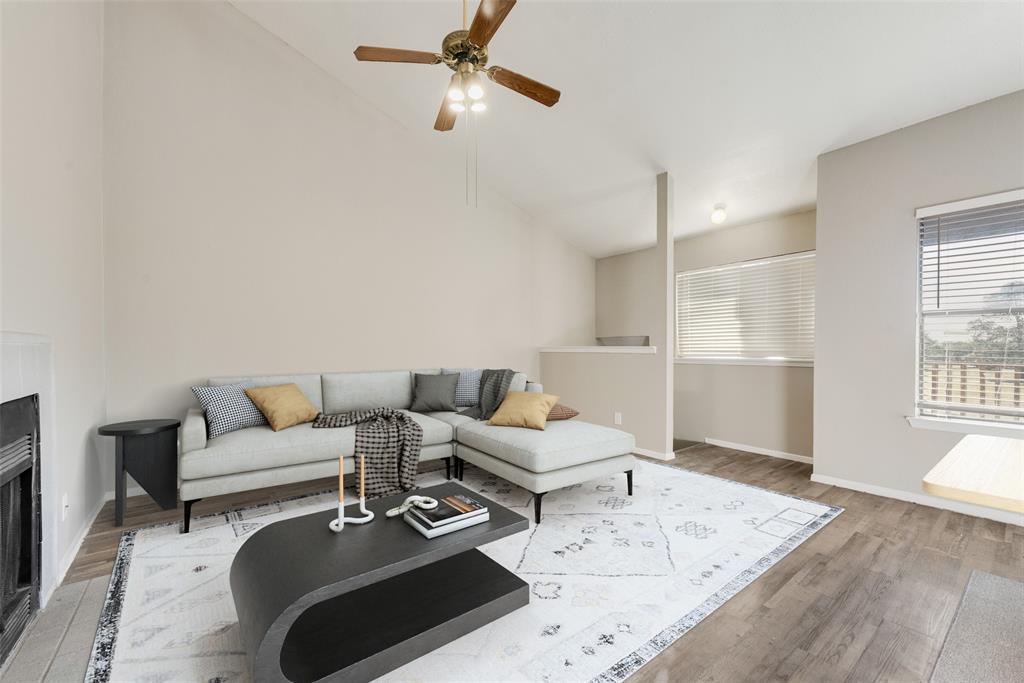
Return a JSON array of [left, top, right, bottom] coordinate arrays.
[[814, 90, 1024, 501], [596, 211, 816, 457]]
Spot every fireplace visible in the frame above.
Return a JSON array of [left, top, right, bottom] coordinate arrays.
[[0, 394, 40, 666]]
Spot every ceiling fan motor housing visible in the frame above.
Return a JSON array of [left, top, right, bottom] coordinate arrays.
[[441, 30, 488, 71]]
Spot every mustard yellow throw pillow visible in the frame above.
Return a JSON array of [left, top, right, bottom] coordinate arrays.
[[489, 391, 560, 430], [245, 383, 318, 432]]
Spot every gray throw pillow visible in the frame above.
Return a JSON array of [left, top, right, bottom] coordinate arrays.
[[410, 373, 459, 412]]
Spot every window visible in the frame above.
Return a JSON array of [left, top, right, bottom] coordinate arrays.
[[675, 252, 815, 364], [917, 190, 1024, 426]]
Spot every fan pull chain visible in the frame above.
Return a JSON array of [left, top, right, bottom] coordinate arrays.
[[464, 106, 479, 208], [474, 110, 479, 207]]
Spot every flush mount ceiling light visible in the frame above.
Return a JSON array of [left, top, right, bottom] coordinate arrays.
[[353, 0, 561, 132], [710, 204, 728, 225]]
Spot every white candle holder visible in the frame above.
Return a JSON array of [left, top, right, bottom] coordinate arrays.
[[329, 497, 375, 532]]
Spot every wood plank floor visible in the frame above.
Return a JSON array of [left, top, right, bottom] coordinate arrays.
[[62, 446, 1023, 682], [65, 459, 448, 584]]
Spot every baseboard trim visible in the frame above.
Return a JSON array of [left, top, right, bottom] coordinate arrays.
[[50, 493, 107, 603], [704, 438, 813, 465], [104, 485, 145, 501], [810, 473, 1024, 526], [633, 448, 676, 461]]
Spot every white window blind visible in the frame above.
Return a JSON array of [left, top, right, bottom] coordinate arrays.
[[675, 252, 815, 363], [918, 194, 1024, 425]]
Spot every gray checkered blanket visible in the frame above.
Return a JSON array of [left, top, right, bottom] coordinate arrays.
[[458, 368, 517, 420], [312, 407, 423, 498]]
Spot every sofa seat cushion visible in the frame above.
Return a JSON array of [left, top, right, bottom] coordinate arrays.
[[456, 420, 635, 474], [181, 412, 452, 480], [399, 410, 453, 446], [423, 411, 477, 435], [181, 423, 354, 480]]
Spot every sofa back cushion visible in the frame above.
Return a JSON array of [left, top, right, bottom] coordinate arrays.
[[209, 373, 323, 412], [321, 371, 413, 414], [509, 372, 528, 393]]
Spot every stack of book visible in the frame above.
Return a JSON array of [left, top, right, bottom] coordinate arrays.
[[404, 493, 489, 538]]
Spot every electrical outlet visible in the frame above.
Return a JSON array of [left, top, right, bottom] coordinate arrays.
[[613, 412, 622, 426], [62, 493, 69, 522]]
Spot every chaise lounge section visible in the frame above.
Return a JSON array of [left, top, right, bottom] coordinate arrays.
[[180, 369, 635, 530]]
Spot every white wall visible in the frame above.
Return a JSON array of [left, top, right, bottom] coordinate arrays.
[[1, 0, 107, 591], [596, 211, 816, 457], [815, 91, 1024, 515], [101, 2, 594, 455]]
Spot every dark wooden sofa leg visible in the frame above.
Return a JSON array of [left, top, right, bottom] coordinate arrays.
[[445, 457, 452, 480], [626, 470, 633, 496], [458, 458, 465, 481], [534, 492, 545, 524], [182, 498, 201, 533]]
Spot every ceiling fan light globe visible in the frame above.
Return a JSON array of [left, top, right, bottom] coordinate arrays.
[[467, 83, 484, 100], [447, 71, 465, 101], [471, 101, 487, 112], [449, 102, 466, 113]]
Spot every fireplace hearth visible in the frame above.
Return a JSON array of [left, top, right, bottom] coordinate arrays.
[[0, 394, 40, 667]]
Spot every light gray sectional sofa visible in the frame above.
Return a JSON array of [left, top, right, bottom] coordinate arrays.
[[180, 369, 635, 530]]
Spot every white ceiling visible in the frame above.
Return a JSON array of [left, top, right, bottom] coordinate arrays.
[[233, 1, 1024, 258]]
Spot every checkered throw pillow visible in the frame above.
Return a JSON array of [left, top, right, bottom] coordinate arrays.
[[443, 368, 483, 407], [191, 383, 268, 439]]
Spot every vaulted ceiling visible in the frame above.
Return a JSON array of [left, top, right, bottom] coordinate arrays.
[[234, 1, 1024, 257]]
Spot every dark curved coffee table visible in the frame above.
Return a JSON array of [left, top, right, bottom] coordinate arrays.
[[229, 483, 529, 683]]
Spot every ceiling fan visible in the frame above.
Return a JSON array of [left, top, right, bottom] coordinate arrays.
[[353, 0, 561, 132]]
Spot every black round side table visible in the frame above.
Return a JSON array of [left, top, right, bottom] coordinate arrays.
[[98, 419, 180, 526]]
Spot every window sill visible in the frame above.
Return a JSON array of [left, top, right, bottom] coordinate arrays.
[[906, 416, 1024, 439], [675, 358, 813, 368]]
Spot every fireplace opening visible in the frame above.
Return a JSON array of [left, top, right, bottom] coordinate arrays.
[[0, 394, 40, 667]]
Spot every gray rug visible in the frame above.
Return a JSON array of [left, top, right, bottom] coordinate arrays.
[[930, 570, 1024, 683]]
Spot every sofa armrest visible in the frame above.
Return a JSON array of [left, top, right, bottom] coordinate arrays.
[[181, 407, 207, 453], [525, 381, 543, 393]]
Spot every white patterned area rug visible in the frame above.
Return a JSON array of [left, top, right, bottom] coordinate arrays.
[[86, 460, 840, 683]]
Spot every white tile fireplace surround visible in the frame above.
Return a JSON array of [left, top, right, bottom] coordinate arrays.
[[1, 332, 59, 604]]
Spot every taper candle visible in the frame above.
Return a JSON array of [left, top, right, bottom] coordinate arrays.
[[359, 454, 366, 498], [338, 456, 344, 505]]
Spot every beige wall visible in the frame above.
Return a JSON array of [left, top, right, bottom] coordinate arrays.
[[596, 211, 816, 457], [1, 1, 107, 574], [540, 351, 670, 454], [541, 174, 675, 457], [815, 91, 1024, 505], [101, 1, 594, 450]]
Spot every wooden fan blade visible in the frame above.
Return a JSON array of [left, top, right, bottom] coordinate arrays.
[[434, 95, 457, 132], [468, 0, 517, 47], [353, 46, 440, 64], [489, 67, 560, 107]]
